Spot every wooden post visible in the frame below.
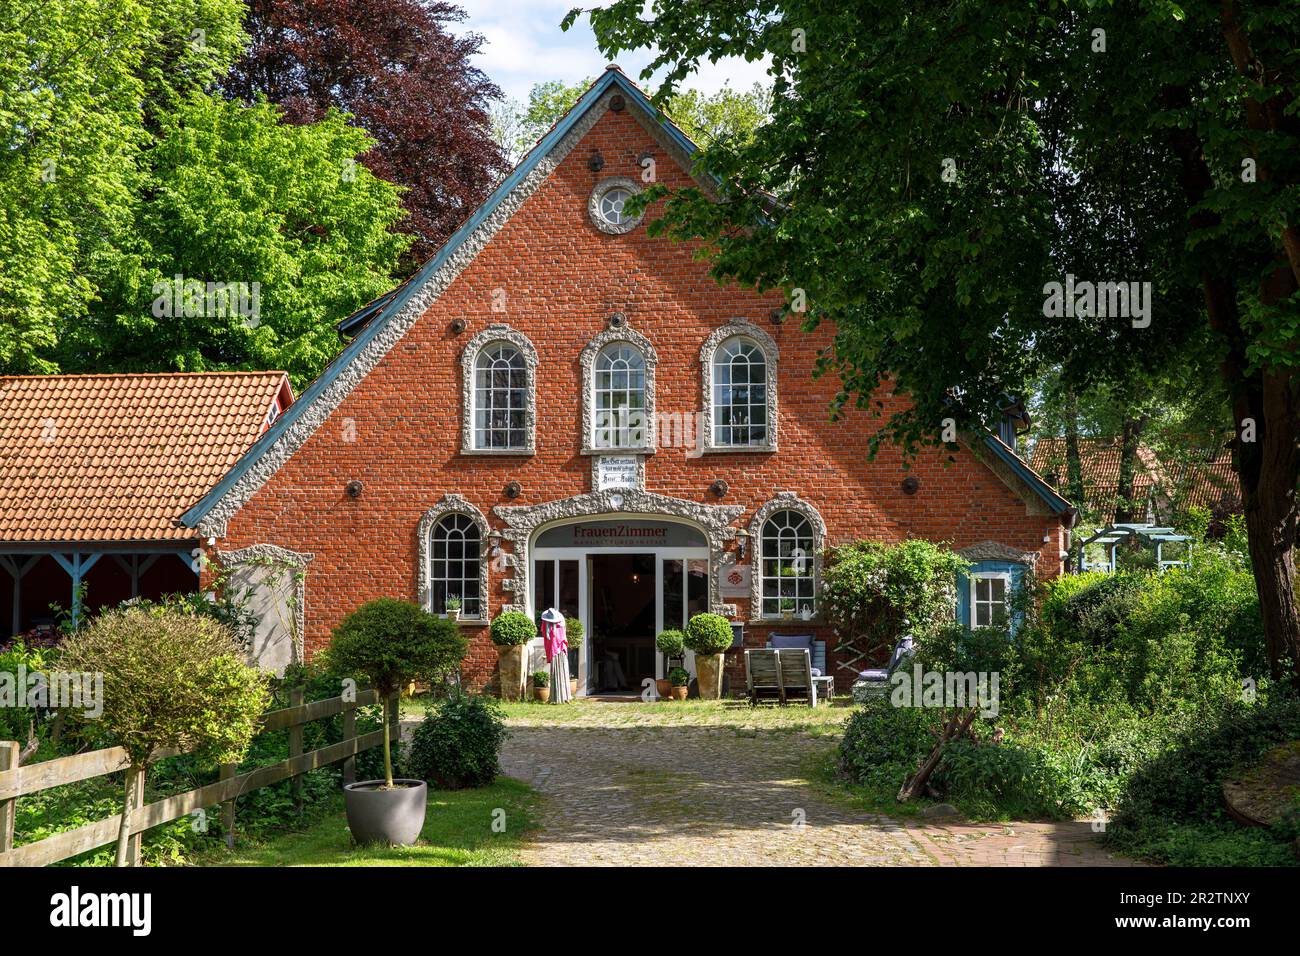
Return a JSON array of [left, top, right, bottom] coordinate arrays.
[[341, 702, 357, 786], [289, 687, 305, 818], [219, 762, 237, 848], [0, 740, 18, 855], [124, 766, 144, 867]]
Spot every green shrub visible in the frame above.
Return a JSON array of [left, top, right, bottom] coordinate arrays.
[[668, 666, 690, 687], [837, 696, 936, 793], [327, 598, 466, 786], [822, 540, 967, 657], [564, 616, 584, 648], [490, 611, 536, 646], [655, 629, 685, 657], [684, 613, 732, 655], [531, 670, 549, 687], [405, 694, 507, 789]]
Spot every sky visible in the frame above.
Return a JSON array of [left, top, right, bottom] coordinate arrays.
[[453, 0, 773, 104]]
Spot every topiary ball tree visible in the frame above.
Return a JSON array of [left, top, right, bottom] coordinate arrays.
[[328, 599, 467, 787], [655, 628, 686, 657], [59, 606, 270, 867], [564, 615, 584, 649], [684, 613, 733, 656], [489, 610, 536, 646]]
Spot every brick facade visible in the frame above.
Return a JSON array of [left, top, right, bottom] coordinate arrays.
[[202, 74, 1069, 693]]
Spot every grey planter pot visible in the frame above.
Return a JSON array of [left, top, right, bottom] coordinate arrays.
[[343, 779, 428, 847]]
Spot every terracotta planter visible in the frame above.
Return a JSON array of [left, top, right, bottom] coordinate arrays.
[[569, 677, 579, 698], [496, 644, 527, 701], [696, 654, 724, 700], [447, 609, 461, 623], [534, 686, 550, 703], [670, 685, 688, 701], [655, 678, 673, 700]]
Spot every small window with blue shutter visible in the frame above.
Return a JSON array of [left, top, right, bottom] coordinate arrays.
[[956, 561, 1025, 632]]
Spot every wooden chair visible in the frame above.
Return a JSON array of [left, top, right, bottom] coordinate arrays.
[[744, 648, 784, 705], [775, 648, 822, 707]]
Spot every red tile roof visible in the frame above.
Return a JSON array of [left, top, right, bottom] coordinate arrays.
[[0, 373, 291, 543]]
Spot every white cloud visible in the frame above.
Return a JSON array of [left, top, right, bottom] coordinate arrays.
[[456, 0, 772, 104]]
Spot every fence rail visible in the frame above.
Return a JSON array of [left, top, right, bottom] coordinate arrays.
[[0, 688, 398, 867]]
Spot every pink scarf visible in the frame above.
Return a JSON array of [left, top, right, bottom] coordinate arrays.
[[542, 618, 568, 663]]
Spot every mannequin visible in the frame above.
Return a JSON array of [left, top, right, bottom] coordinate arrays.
[[540, 608, 573, 703]]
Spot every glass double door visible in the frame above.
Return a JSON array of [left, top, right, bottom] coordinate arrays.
[[532, 550, 709, 694]]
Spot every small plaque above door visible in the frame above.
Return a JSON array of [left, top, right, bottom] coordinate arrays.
[[593, 455, 641, 492]]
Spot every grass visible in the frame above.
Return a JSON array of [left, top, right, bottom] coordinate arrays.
[[195, 777, 537, 867], [401, 693, 856, 737]]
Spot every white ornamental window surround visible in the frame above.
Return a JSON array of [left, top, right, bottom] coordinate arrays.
[[970, 571, 1012, 628], [589, 176, 644, 235], [417, 495, 491, 621], [749, 492, 825, 622], [699, 320, 779, 453], [460, 325, 537, 455], [580, 323, 658, 455]]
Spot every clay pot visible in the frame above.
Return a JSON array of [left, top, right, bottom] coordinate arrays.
[[670, 686, 688, 701], [534, 685, 550, 703], [569, 677, 579, 698], [655, 678, 673, 700], [496, 644, 527, 701]]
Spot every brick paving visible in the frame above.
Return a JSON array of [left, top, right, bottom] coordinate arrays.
[[495, 706, 1141, 867]]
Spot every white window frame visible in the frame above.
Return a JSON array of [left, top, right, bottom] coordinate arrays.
[[748, 492, 824, 623], [699, 320, 778, 453], [579, 322, 658, 456], [417, 495, 491, 622], [460, 324, 537, 455], [969, 571, 1012, 628], [592, 342, 647, 450]]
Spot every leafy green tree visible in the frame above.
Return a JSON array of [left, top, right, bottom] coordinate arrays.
[[59, 606, 269, 866], [60, 94, 409, 386], [494, 77, 769, 162], [571, 0, 1300, 682], [0, 0, 246, 373]]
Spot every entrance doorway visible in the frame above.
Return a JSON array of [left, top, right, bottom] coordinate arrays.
[[530, 516, 711, 696], [590, 553, 655, 691]]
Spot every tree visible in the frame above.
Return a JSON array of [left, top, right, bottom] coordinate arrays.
[[59, 607, 269, 866], [0, 0, 247, 373], [225, 0, 509, 265], [59, 94, 410, 387], [572, 0, 1300, 682], [326, 599, 466, 787], [494, 77, 769, 163]]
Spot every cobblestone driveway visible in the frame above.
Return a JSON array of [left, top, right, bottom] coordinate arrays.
[[495, 702, 1140, 867], [500, 723, 928, 866]]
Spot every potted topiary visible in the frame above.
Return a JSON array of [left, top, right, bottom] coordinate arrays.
[[655, 628, 685, 699], [565, 615, 584, 697], [668, 666, 690, 701], [490, 610, 536, 701], [58, 606, 270, 866], [532, 669, 551, 703], [685, 612, 733, 700], [444, 595, 462, 623], [780, 598, 796, 621], [327, 598, 466, 846]]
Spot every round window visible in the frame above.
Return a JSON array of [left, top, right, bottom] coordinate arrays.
[[589, 178, 643, 235]]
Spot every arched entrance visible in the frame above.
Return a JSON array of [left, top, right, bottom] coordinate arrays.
[[530, 516, 710, 695]]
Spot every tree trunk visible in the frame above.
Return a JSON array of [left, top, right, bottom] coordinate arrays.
[[381, 701, 394, 788], [1114, 414, 1149, 524], [115, 765, 143, 867], [897, 709, 977, 802]]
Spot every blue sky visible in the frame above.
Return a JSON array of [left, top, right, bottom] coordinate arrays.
[[455, 0, 773, 104]]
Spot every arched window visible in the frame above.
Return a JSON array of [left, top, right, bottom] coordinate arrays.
[[760, 510, 817, 618], [700, 320, 778, 453], [460, 325, 537, 454], [593, 343, 646, 449], [428, 513, 482, 619], [712, 336, 768, 447], [474, 342, 527, 449]]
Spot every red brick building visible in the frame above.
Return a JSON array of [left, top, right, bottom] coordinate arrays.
[[182, 68, 1074, 692]]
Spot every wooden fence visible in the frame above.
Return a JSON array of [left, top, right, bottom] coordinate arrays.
[[0, 688, 398, 867]]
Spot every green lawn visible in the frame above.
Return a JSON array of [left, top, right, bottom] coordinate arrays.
[[401, 692, 855, 736], [196, 777, 537, 867]]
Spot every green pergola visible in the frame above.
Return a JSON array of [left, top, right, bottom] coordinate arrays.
[[1076, 523, 1195, 574]]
